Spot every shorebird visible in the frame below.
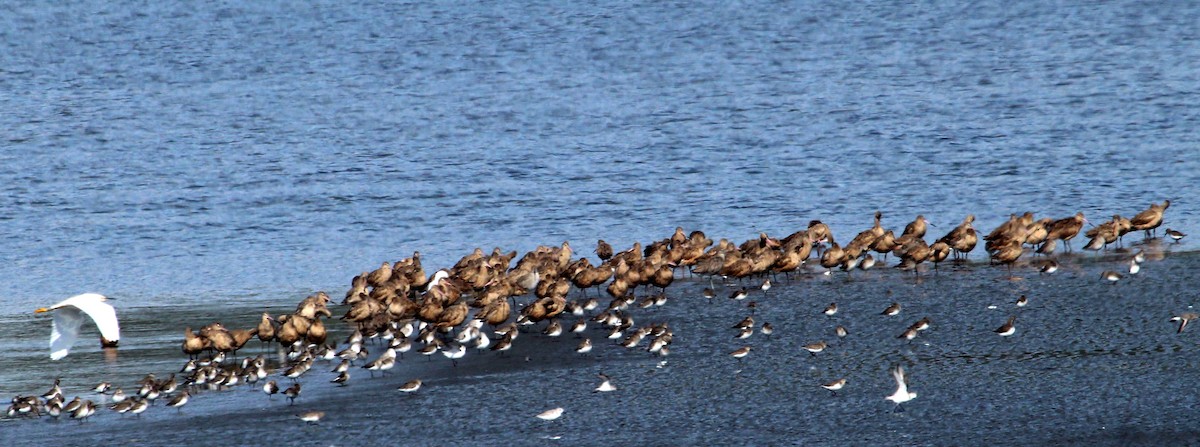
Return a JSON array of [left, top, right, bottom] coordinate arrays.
[[836, 326, 848, 338], [702, 288, 716, 299], [166, 391, 189, 412], [1129, 200, 1170, 238], [92, 382, 111, 394], [1016, 295, 1028, 307], [824, 303, 838, 316], [760, 278, 771, 296], [822, 378, 847, 396], [283, 383, 301, 405], [130, 398, 148, 417], [881, 302, 901, 316], [995, 316, 1016, 337], [594, 373, 617, 392], [885, 366, 917, 410], [331, 371, 350, 386], [1166, 228, 1185, 242], [1171, 313, 1199, 333], [898, 327, 919, 340], [536, 407, 564, 421], [1101, 271, 1122, 283], [1128, 260, 1141, 275], [729, 288, 749, 301], [731, 346, 751, 361], [263, 380, 279, 398], [761, 322, 774, 337], [735, 327, 753, 339], [803, 341, 827, 356], [1038, 260, 1059, 275], [576, 338, 593, 354], [398, 379, 422, 393], [298, 411, 325, 424], [34, 293, 120, 360]]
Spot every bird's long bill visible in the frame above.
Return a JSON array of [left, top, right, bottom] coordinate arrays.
[[34, 308, 50, 314]]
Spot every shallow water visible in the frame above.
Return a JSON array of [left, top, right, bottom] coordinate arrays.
[[1, 0, 1199, 445]]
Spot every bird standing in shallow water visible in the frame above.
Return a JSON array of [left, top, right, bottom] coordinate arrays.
[[536, 407, 564, 421], [1165, 228, 1185, 242], [822, 378, 846, 396], [995, 316, 1016, 337]]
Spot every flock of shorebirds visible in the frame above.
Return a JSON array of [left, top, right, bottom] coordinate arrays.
[[6, 200, 1187, 423]]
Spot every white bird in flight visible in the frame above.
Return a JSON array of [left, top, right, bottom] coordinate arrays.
[[34, 293, 120, 360], [885, 365, 917, 410]]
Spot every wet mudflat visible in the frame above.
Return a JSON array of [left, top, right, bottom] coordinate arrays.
[[3, 244, 1199, 446]]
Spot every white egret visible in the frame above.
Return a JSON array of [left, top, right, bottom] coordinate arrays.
[[34, 293, 120, 360]]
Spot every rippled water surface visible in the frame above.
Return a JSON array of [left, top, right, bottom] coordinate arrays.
[[1, 1, 1199, 445]]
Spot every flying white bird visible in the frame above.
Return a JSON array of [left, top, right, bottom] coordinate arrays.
[[885, 365, 917, 410], [35, 293, 120, 360]]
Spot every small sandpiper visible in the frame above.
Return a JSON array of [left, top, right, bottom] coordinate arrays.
[[263, 380, 279, 398], [93, 382, 112, 394], [1133, 249, 1146, 264], [298, 411, 325, 424], [397, 379, 422, 393], [1039, 260, 1059, 275], [733, 315, 755, 330], [760, 278, 771, 296], [1128, 260, 1141, 275], [1016, 295, 1028, 307], [331, 371, 350, 386], [803, 341, 827, 356], [995, 316, 1017, 337], [824, 303, 838, 316], [536, 407, 564, 421], [898, 327, 919, 340], [284, 383, 302, 405], [881, 302, 901, 316], [702, 288, 716, 299], [734, 327, 754, 339], [576, 338, 593, 354], [543, 320, 563, 337], [761, 322, 774, 337], [166, 391, 189, 411], [1101, 271, 1122, 283], [729, 288, 749, 301], [730, 346, 751, 361], [821, 378, 847, 396], [835, 326, 848, 338], [1165, 228, 1186, 243]]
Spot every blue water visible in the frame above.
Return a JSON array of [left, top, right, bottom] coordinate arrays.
[[1, 1, 1199, 444]]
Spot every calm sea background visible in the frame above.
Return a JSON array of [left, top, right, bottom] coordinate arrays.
[[1, 1, 1198, 445]]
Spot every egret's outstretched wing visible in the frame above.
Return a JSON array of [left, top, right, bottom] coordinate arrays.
[[50, 307, 86, 360], [68, 297, 121, 343]]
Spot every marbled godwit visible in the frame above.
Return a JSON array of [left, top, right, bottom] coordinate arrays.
[[938, 214, 977, 260], [1045, 212, 1086, 251], [819, 243, 846, 274], [1130, 200, 1170, 238]]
